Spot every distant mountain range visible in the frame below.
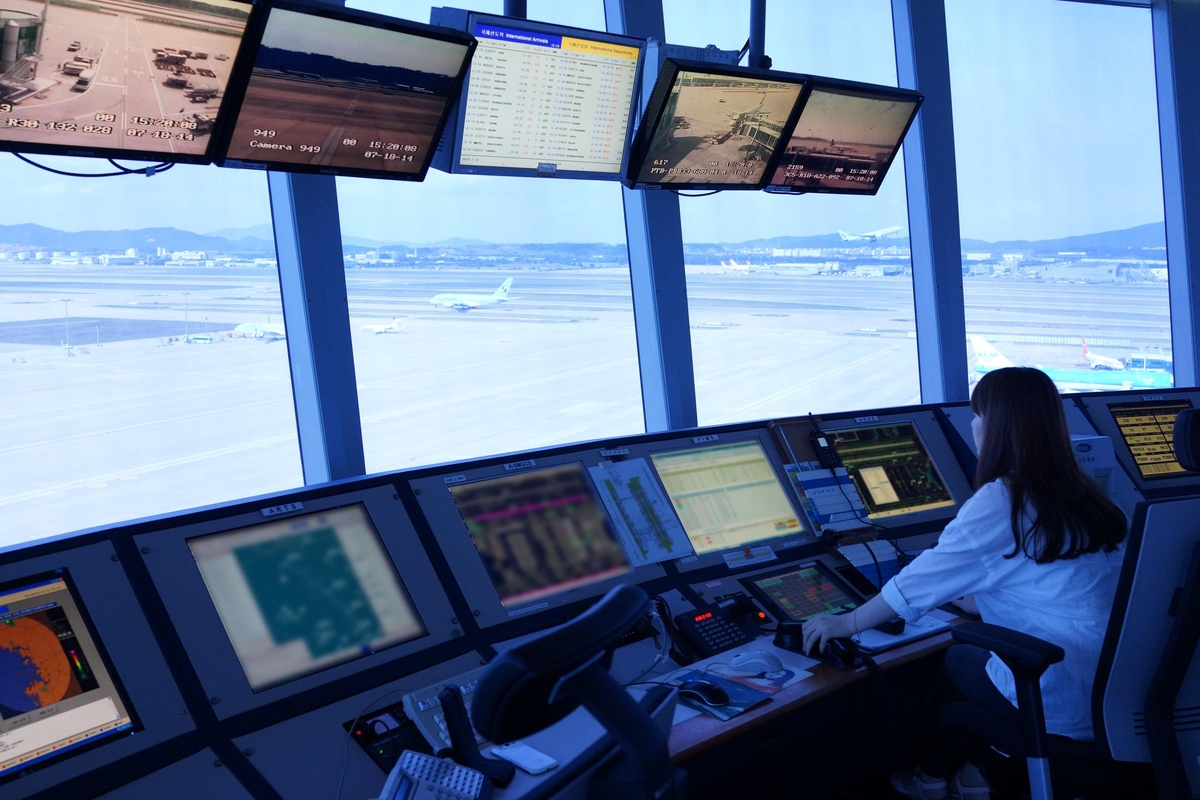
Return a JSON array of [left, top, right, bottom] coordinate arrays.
[[254, 46, 458, 95], [0, 221, 1169, 257]]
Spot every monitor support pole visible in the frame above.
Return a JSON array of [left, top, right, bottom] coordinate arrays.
[[748, 0, 768, 69], [503, 0, 526, 20]]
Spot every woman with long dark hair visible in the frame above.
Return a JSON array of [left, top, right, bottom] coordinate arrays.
[[802, 367, 1127, 800]]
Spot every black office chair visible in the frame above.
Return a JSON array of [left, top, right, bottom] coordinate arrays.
[[467, 584, 686, 800]]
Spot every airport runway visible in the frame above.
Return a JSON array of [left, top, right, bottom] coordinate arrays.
[[0, 263, 1172, 548], [226, 75, 446, 172]]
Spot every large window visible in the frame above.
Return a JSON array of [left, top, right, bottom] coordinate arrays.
[[947, 0, 1171, 392], [341, 0, 644, 472], [0, 158, 302, 548], [664, 0, 921, 425]]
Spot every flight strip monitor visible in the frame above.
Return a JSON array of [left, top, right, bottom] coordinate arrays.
[[824, 422, 956, 520], [625, 59, 809, 189], [448, 463, 634, 608], [0, 570, 137, 785], [1108, 399, 1195, 480], [648, 440, 803, 556], [445, 12, 645, 179], [765, 79, 921, 196], [187, 504, 427, 692], [742, 561, 862, 623]]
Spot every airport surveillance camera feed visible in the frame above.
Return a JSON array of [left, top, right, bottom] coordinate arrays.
[[223, 8, 471, 175], [449, 464, 633, 607], [0, 0, 252, 158], [635, 68, 805, 186], [769, 88, 918, 193]]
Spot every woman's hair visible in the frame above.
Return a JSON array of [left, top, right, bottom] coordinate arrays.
[[971, 367, 1126, 562]]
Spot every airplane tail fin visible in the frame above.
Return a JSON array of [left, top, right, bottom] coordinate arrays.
[[495, 278, 513, 298], [838, 230, 854, 241], [969, 336, 1015, 371], [1081, 336, 1090, 357]]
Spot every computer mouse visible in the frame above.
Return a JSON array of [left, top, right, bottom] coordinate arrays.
[[676, 679, 730, 707], [728, 650, 784, 673]]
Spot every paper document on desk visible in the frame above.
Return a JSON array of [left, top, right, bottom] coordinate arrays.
[[853, 613, 951, 653]]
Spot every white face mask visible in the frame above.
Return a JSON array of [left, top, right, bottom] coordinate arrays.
[[972, 413, 985, 455]]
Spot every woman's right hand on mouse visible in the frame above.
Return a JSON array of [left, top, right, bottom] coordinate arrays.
[[801, 612, 854, 656]]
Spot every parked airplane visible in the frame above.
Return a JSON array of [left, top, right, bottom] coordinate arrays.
[[233, 322, 286, 341], [1081, 336, 1125, 370], [838, 226, 904, 242], [430, 278, 513, 312], [360, 318, 405, 334], [970, 336, 1173, 390], [721, 260, 752, 274]]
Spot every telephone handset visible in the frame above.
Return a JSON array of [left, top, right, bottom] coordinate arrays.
[[809, 429, 843, 469]]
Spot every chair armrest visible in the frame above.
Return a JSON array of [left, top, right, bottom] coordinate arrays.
[[952, 621, 1064, 677]]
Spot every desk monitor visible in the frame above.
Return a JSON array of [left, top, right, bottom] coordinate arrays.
[[765, 78, 921, 195], [0, 0, 257, 164], [449, 463, 633, 608], [187, 504, 426, 692], [218, 1, 474, 179], [0, 570, 136, 784], [742, 561, 862, 623], [435, 11, 644, 180], [648, 440, 803, 555], [825, 422, 955, 519], [625, 59, 809, 189]]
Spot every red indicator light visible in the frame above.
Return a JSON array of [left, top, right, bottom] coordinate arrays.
[[694, 612, 713, 622]]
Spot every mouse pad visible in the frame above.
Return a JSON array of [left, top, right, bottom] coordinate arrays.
[[669, 671, 771, 721]]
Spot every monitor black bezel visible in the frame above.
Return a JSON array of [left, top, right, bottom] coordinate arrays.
[[764, 75, 922, 197], [448, 460, 635, 609], [446, 11, 646, 181], [0, 0, 263, 167], [0, 568, 142, 787], [184, 500, 429, 694], [739, 559, 864, 624], [214, 0, 476, 181], [623, 58, 812, 191]]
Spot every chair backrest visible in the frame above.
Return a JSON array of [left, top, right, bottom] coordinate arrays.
[[1093, 495, 1200, 794], [1174, 409, 1200, 472]]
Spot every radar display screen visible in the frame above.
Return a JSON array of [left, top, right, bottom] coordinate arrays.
[[188, 504, 426, 692], [450, 464, 633, 607], [767, 84, 919, 195], [649, 440, 803, 555], [826, 422, 956, 519], [221, 2, 473, 178], [744, 562, 860, 623], [455, 16, 643, 177], [1109, 400, 1194, 480], [0, 570, 136, 783], [629, 59, 807, 188], [0, 0, 254, 163]]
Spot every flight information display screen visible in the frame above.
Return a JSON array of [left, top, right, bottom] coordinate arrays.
[[1109, 400, 1194, 480], [0, 0, 253, 162], [456, 17, 642, 177], [0, 571, 136, 783], [629, 60, 807, 187], [450, 464, 633, 607], [744, 562, 860, 623], [767, 85, 919, 194], [188, 504, 426, 692], [827, 422, 956, 519], [649, 441, 803, 555], [222, 3, 473, 177]]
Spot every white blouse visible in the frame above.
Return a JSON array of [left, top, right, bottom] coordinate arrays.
[[880, 478, 1124, 740]]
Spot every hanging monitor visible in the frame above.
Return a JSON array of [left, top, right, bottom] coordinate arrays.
[[765, 78, 921, 195], [1108, 399, 1194, 481], [0, 0, 258, 164], [218, 1, 474, 179], [187, 504, 427, 692], [449, 464, 633, 608], [625, 59, 809, 190], [0, 570, 137, 784], [433, 10, 645, 180], [649, 440, 803, 555], [823, 422, 955, 519]]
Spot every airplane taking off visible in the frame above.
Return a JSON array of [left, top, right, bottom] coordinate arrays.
[[430, 278, 513, 312], [233, 322, 286, 341], [838, 226, 904, 242], [1082, 336, 1125, 370], [969, 336, 1173, 390], [360, 318, 405, 334]]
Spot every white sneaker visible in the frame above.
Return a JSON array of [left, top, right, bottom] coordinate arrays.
[[949, 763, 991, 800], [891, 767, 948, 800]]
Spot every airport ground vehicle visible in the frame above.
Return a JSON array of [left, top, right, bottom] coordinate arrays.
[[73, 69, 95, 91]]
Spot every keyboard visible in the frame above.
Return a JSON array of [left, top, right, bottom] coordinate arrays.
[[401, 667, 490, 753]]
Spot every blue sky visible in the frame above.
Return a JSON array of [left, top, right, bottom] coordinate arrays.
[[0, 0, 1167, 244]]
